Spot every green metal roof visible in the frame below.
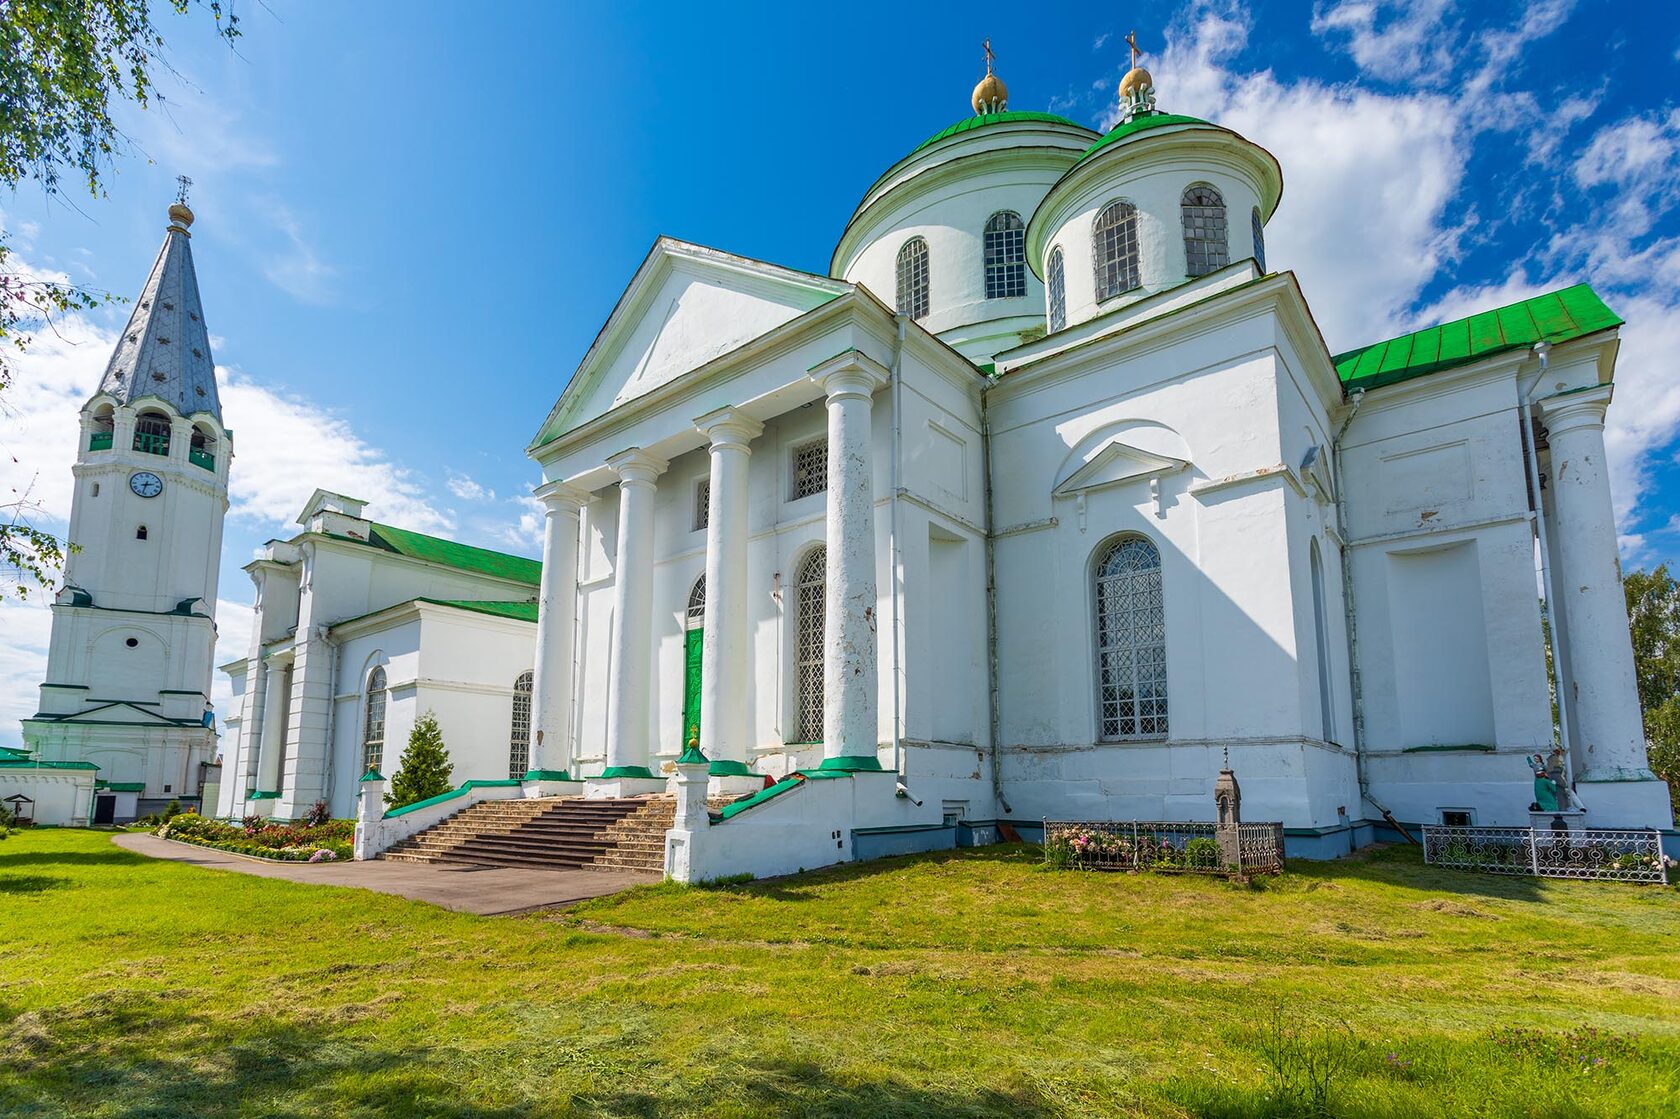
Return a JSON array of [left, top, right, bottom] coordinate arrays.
[[910, 111, 1089, 155], [343, 523, 542, 586], [418, 598, 539, 623], [1333, 284, 1623, 393], [1076, 113, 1211, 165], [0, 758, 99, 770]]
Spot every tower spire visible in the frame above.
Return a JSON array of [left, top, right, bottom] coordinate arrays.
[[97, 191, 219, 419]]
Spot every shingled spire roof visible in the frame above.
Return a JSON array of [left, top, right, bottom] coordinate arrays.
[[97, 199, 220, 420]]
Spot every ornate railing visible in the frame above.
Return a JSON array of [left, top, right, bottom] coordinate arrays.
[[133, 430, 169, 456], [88, 431, 113, 451], [188, 447, 215, 471], [1422, 825, 1671, 884], [1043, 819, 1285, 876]]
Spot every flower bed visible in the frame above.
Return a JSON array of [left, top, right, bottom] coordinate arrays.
[[157, 812, 352, 862], [1043, 820, 1285, 876]]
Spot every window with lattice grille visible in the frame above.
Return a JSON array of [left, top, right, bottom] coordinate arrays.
[[362, 667, 387, 773], [693, 476, 710, 532], [687, 574, 706, 625], [984, 211, 1026, 299], [508, 671, 533, 779], [1094, 536, 1168, 739], [1047, 247, 1067, 332], [1181, 185, 1229, 277], [1252, 207, 1267, 273], [1093, 199, 1141, 300], [794, 547, 826, 742], [896, 237, 929, 320], [790, 438, 827, 500]]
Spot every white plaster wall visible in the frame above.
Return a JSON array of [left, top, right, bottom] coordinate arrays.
[[0, 771, 95, 826]]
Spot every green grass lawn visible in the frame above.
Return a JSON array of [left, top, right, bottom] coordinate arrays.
[[1, 829, 1677, 1118]]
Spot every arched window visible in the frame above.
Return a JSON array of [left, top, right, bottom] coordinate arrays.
[[1181, 185, 1229, 277], [1047, 247, 1067, 332], [133, 411, 171, 456], [687, 574, 706, 627], [1092, 200, 1141, 300], [135, 525, 148, 541], [896, 237, 930, 321], [794, 547, 826, 742], [362, 666, 387, 774], [189, 424, 216, 471], [89, 404, 115, 451], [508, 670, 533, 779], [1310, 540, 1335, 743], [1094, 536, 1167, 739], [983, 211, 1026, 299], [1252, 207, 1267, 273]]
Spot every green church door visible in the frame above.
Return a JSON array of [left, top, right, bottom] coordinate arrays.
[[682, 627, 704, 749]]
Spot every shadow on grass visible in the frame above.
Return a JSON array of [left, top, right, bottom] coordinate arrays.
[[0, 848, 142, 868], [1293, 844, 1550, 902], [707, 843, 1046, 902], [0, 874, 70, 895], [0, 1005, 1062, 1119]]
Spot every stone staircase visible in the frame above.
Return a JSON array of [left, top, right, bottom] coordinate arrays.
[[380, 796, 675, 874]]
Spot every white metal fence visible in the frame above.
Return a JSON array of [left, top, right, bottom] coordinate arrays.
[[1043, 819, 1285, 875], [1421, 824, 1671, 884]]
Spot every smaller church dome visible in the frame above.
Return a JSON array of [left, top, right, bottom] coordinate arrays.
[[1118, 66, 1152, 98], [972, 72, 1008, 114], [168, 201, 194, 229]]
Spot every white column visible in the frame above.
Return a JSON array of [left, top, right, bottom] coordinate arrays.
[[597, 448, 668, 789], [253, 658, 288, 798], [527, 481, 588, 787], [1541, 387, 1661, 792], [810, 354, 890, 768], [695, 407, 764, 783]]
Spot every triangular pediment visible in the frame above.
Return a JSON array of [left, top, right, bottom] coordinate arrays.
[[532, 238, 850, 448], [1054, 441, 1188, 496], [58, 701, 182, 725]]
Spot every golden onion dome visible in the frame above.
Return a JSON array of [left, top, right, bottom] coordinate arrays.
[[168, 201, 195, 229], [1119, 66, 1153, 98], [972, 72, 1008, 114]]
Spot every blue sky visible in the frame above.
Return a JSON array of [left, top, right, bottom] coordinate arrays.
[[3, 0, 1680, 741]]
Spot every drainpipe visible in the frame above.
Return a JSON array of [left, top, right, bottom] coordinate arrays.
[[1332, 388, 1413, 842], [1521, 341, 1581, 803], [981, 385, 1012, 816], [889, 313, 908, 781]]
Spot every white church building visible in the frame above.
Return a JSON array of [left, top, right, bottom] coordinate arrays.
[[21, 57, 1674, 870]]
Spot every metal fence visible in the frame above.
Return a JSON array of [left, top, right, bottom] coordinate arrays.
[[1421, 825, 1671, 885], [1042, 819, 1285, 875]]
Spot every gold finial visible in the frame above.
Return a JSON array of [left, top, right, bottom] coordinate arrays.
[[168, 173, 195, 231], [1117, 29, 1155, 112], [971, 38, 1009, 114]]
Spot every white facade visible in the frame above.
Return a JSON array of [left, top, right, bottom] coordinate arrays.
[[216, 491, 541, 820], [23, 202, 227, 813]]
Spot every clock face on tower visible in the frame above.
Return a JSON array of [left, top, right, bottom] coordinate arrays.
[[129, 472, 164, 498]]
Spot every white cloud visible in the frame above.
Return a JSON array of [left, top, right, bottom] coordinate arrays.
[[256, 201, 337, 305], [447, 473, 495, 502], [0, 599, 53, 748], [1312, 0, 1457, 85]]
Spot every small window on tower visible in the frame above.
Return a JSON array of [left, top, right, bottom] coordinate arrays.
[[125, 637, 139, 648], [136, 525, 148, 541], [91, 483, 100, 497]]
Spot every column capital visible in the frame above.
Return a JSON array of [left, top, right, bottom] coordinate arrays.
[[1538, 384, 1613, 434], [694, 405, 764, 450], [534, 480, 591, 514], [606, 447, 669, 486], [809, 350, 890, 401]]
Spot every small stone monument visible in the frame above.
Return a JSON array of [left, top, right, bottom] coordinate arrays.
[[665, 732, 711, 883], [1214, 748, 1242, 874]]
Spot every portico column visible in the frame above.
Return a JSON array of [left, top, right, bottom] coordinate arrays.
[[598, 448, 668, 786], [527, 482, 588, 788], [1540, 386, 1659, 789], [695, 407, 764, 784], [810, 353, 890, 768], [253, 658, 288, 797]]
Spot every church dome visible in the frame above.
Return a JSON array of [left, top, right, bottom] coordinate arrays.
[[1025, 69, 1283, 333]]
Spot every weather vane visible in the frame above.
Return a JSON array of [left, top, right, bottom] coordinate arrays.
[[983, 37, 995, 74], [1125, 29, 1143, 69], [175, 174, 193, 206]]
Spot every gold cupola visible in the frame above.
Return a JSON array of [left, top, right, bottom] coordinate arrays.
[[971, 38, 1008, 114]]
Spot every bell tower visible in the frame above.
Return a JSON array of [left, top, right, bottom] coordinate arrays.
[[21, 191, 232, 813]]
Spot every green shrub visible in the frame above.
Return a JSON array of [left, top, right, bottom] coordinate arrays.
[[1185, 837, 1222, 869]]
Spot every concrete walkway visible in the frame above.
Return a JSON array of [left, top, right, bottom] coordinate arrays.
[[114, 833, 658, 915]]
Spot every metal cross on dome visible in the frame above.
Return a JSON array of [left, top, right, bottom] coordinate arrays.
[[983, 37, 995, 74], [175, 174, 193, 205], [1126, 29, 1143, 68]]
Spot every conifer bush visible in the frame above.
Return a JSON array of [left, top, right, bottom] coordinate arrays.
[[387, 711, 455, 808]]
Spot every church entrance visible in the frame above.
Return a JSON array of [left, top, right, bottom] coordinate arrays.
[[93, 795, 116, 825], [682, 576, 705, 748]]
